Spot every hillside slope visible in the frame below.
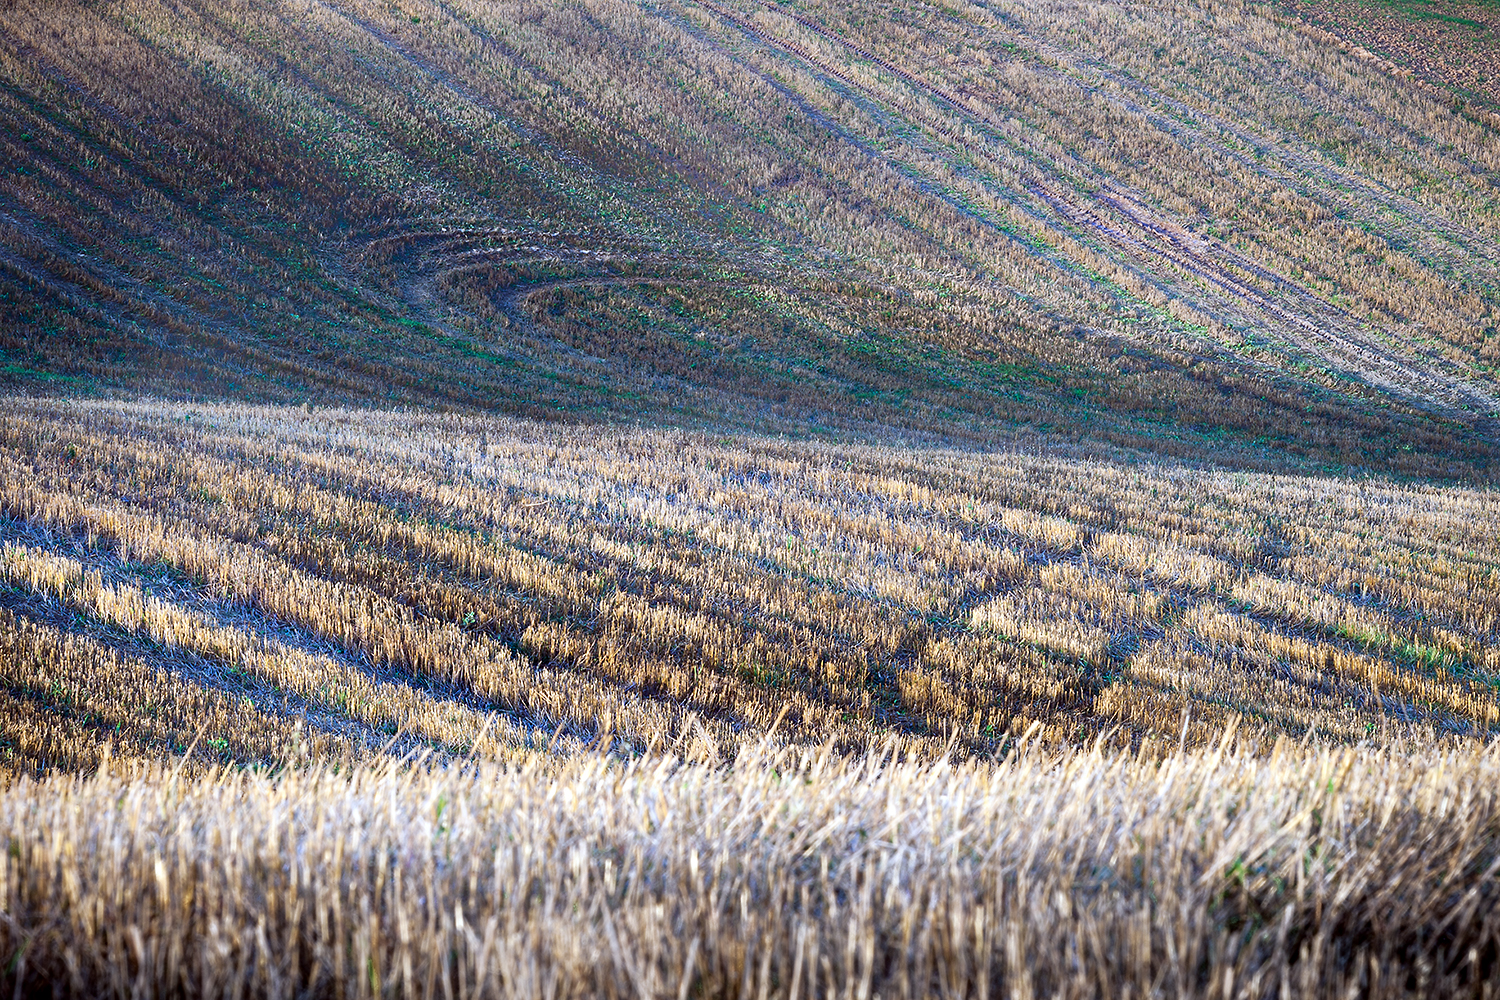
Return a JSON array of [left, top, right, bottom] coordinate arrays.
[[2, 396, 1499, 1000], [1, 0, 1497, 477], [4, 397, 1497, 773], [4, 6, 1500, 992]]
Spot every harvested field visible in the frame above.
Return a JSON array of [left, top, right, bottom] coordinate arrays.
[[6, 737, 1500, 998], [1, 0, 1498, 994], [0, 0, 1497, 475], [3, 397, 1498, 774]]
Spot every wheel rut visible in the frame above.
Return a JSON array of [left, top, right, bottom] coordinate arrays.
[[684, 0, 1500, 430]]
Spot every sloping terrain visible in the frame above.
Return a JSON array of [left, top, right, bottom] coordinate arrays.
[[1, 0, 1497, 477], [2, 397, 1500, 998], [4, 397, 1498, 773], [3, 3, 1500, 996], [1277, 0, 1500, 121]]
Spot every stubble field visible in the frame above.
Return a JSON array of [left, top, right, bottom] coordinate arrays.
[[0, 397, 1498, 995], [2, 0, 1499, 993]]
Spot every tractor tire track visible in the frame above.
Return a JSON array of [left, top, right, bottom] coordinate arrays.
[[757, 0, 1500, 421], [690, 0, 1499, 426]]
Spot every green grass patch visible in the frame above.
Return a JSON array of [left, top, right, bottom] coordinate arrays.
[[0, 363, 85, 383]]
